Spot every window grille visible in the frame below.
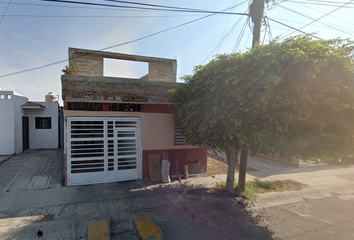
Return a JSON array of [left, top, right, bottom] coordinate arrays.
[[35, 117, 51, 129], [174, 125, 186, 145], [68, 102, 102, 111]]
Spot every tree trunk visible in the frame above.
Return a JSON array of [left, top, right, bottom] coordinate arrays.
[[225, 150, 238, 191], [238, 149, 248, 192]]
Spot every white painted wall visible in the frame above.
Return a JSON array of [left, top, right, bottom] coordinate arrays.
[[26, 102, 59, 149], [0, 91, 27, 155], [0, 91, 15, 155], [13, 94, 27, 154]]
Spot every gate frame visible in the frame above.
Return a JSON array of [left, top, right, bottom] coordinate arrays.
[[66, 116, 142, 186]]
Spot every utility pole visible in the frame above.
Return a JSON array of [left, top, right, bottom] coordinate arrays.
[[238, 0, 265, 192], [250, 0, 265, 48]]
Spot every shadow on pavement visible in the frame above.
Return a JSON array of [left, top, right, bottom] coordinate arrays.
[[0, 179, 278, 240]]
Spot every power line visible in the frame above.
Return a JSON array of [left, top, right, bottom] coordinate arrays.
[[278, 4, 354, 37], [100, 0, 203, 11], [37, 0, 249, 16], [232, 17, 249, 53], [279, 0, 354, 39], [243, 29, 252, 51], [286, 0, 354, 5], [0, 3, 242, 79], [202, 10, 248, 64], [0, 1, 154, 11], [0, 0, 11, 27], [297, 0, 353, 3], [3, 14, 203, 18], [279, 0, 354, 8], [270, 16, 351, 31], [294, 1, 354, 27], [217, 0, 241, 53], [267, 17, 322, 39]]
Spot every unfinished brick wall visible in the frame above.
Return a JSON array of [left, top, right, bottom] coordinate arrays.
[[61, 75, 181, 103], [68, 48, 177, 82], [69, 50, 103, 77]]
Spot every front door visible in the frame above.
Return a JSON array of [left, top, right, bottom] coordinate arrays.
[[115, 129, 139, 181], [67, 117, 142, 186], [22, 116, 29, 151]]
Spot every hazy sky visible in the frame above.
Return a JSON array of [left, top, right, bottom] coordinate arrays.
[[0, 0, 353, 105]]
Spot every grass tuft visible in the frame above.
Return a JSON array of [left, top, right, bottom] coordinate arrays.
[[213, 178, 306, 200]]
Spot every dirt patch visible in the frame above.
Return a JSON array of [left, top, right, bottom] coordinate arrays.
[[207, 155, 258, 176]]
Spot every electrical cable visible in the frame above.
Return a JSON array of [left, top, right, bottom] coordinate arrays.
[[0, 0, 11, 27], [262, 19, 268, 44], [202, 10, 248, 64], [0, 3, 245, 79], [37, 0, 249, 16], [295, 1, 354, 27], [280, 0, 354, 8], [2, 14, 203, 18], [0, 1, 164, 11], [278, 4, 354, 38], [271, 15, 354, 33], [279, 0, 354, 39], [243, 29, 252, 51], [270, 16, 346, 31], [267, 18, 273, 41], [101, 0, 204, 11], [232, 17, 249, 53], [267, 17, 322, 39], [216, 0, 241, 53]]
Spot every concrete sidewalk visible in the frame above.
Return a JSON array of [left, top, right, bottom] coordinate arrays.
[[1, 149, 354, 239], [206, 150, 354, 209], [0, 149, 270, 240]]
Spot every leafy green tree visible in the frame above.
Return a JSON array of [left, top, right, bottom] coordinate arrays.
[[171, 35, 354, 191]]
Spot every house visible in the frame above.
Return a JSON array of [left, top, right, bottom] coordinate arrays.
[[61, 48, 207, 186], [0, 89, 59, 155]]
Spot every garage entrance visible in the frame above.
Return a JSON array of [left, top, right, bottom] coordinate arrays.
[[66, 117, 142, 186]]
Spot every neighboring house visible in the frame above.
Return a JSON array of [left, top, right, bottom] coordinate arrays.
[[61, 48, 207, 186], [0, 90, 59, 155]]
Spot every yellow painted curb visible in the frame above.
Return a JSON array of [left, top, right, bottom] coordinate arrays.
[[87, 221, 110, 240], [133, 214, 165, 240]]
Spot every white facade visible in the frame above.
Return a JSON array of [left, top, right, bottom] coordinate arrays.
[[0, 91, 28, 155], [25, 102, 59, 149], [0, 90, 59, 155]]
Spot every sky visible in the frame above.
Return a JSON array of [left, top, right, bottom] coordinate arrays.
[[0, 0, 353, 105]]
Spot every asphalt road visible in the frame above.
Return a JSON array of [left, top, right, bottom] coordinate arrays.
[[250, 195, 354, 240]]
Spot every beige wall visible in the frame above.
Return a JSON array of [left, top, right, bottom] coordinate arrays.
[[64, 111, 196, 151]]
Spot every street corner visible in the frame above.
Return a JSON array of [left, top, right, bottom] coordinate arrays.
[[133, 214, 165, 240]]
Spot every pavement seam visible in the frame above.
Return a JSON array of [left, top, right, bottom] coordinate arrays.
[[2, 151, 42, 193], [41, 150, 58, 175]]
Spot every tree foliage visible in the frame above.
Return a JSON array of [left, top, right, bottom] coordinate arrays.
[[171, 35, 354, 186]]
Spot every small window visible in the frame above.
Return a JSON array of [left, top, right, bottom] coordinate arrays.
[[109, 103, 141, 112], [68, 102, 102, 111], [0, 95, 4, 99], [7, 95, 11, 99], [35, 117, 51, 129], [174, 125, 187, 145]]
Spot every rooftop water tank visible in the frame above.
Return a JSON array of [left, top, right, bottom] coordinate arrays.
[[45, 92, 58, 103]]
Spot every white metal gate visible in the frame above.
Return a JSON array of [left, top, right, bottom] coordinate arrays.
[[66, 117, 142, 186]]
